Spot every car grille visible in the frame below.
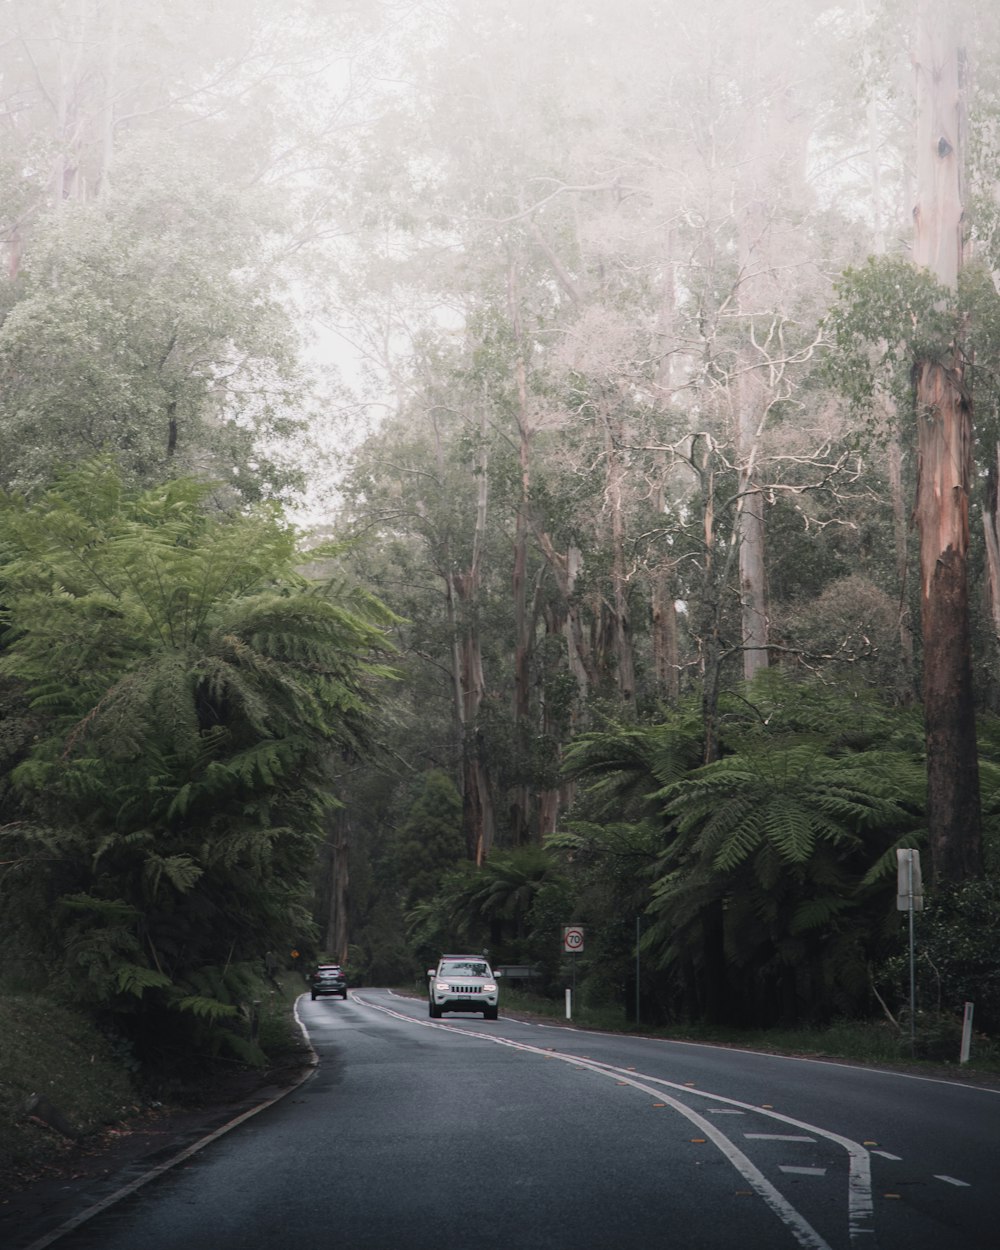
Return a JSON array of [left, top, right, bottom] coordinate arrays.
[[448, 983, 482, 994]]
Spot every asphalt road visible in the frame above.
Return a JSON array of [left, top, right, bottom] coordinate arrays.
[[34, 990, 1000, 1250]]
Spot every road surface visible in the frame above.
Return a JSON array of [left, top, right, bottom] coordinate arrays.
[[32, 989, 1000, 1249]]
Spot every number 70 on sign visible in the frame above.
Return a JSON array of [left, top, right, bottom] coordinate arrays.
[[562, 925, 585, 953]]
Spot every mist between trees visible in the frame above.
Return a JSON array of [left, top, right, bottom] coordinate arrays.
[[2, 0, 1000, 1068]]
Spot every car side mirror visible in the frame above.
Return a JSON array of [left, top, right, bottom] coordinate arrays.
[[427, 969, 435, 978]]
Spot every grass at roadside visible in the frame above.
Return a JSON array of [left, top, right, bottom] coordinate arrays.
[[491, 986, 1000, 1078], [0, 970, 310, 1193], [0, 994, 140, 1189]]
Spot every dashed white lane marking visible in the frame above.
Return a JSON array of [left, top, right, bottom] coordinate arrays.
[[935, 1175, 971, 1187], [780, 1166, 828, 1176], [872, 1150, 902, 1161], [364, 994, 857, 1249], [708, 1108, 745, 1114], [566, 1055, 875, 1246], [746, 1133, 817, 1142]]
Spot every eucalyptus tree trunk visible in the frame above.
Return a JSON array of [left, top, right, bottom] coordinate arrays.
[[733, 20, 772, 684], [982, 446, 1000, 647], [652, 230, 680, 703], [509, 260, 536, 846], [99, 0, 122, 196], [460, 415, 495, 865], [694, 433, 724, 764], [602, 403, 636, 707], [447, 404, 495, 864], [736, 360, 769, 682], [912, 2, 982, 883], [323, 811, 350, 964]]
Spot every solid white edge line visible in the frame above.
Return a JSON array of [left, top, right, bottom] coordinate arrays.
[[369, 992, 834, 1250], [19, 995, 320, 1250], [378, 990, 882, 1248], [568, 1052, 876, 1248]]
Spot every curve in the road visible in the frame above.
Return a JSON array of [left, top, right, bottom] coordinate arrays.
[[361, 992, 873, 1249]]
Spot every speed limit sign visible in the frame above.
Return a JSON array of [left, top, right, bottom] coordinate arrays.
[[562, 925, 585, 953]]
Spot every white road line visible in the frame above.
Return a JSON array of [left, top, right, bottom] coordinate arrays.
[[560, 1049, 875, 1248], [369, 993, 879, 1247], [872, 1150, 902, 1161], [935, 1175, 971, 1187], [18, 996, 322, 1250], [780, 1166, 828, 1176], [362, 994, 836, 1250], [746, 1133, 817, 1142]]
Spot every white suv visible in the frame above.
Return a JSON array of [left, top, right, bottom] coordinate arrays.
[[428, 955, 499, 1020]]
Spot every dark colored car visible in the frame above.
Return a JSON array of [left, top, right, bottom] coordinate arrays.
[[310, 964, 348, 1000]]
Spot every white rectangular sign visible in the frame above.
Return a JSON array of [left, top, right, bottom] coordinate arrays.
[[896, 848, 924, 911]]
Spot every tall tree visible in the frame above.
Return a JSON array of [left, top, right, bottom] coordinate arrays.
[[911, 0, 982, 883], [0, 461, 396, 1061]]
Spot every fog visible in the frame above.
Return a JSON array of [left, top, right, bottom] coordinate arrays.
[[3, 0, 983, 513]]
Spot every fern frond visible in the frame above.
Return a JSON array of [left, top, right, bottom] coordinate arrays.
[[175, 995, 239, 1021], [115, 963, 174, 997], [143, 852, 203, 896]]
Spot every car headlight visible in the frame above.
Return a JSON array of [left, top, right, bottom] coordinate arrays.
[[483, 984, 497, 993], [435, 981, 449, 993]]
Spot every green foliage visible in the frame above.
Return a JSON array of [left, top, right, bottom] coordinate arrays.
[[407, 846, 567, 971], [0, 464, 396, 1069], [556, 674, 931, 1027], [879, 877, 1000, 1036], [0, 992, 140, 1185], [825, 254, 1000, 448], [395, 770, 465, 912], [0, 143, 305, 499]]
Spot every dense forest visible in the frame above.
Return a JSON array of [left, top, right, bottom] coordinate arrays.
[[2, 0, 1000, 1073]]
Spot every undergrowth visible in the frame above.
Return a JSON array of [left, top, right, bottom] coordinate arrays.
[[0, 970, 308, 1192]]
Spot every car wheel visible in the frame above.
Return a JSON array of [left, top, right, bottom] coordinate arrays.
[[340, 989, 348, 999], [429, 1001, 442, 1018], [311, 991, 317, 1001], [484, 1005, 498, 1021]]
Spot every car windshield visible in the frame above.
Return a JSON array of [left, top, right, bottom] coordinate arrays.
[[442, 961, 488, 977]]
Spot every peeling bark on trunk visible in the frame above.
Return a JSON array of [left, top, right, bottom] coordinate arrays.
[[912, 1, 982, 883], [982, 445, 1000, 642], [913, 362, 982, 881], [887, 426, 918, 702]]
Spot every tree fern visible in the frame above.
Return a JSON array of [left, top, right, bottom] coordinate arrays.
[[0, 462, 396, 1067]]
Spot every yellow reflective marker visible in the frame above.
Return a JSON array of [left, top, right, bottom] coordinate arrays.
[[653, 1102, 666, 1108], [685, 1081, 696, 1087], [864, 1140, 878, 1146], [884, 1194, 901, 1200], [690, 1138, 706, 1144]]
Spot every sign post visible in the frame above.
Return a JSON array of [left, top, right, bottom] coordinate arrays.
[[896, 849, 923, 1054], [960, 1002, 974, 1064], [562, 925, 584, 1020], [635, 915, 642, 1026]]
